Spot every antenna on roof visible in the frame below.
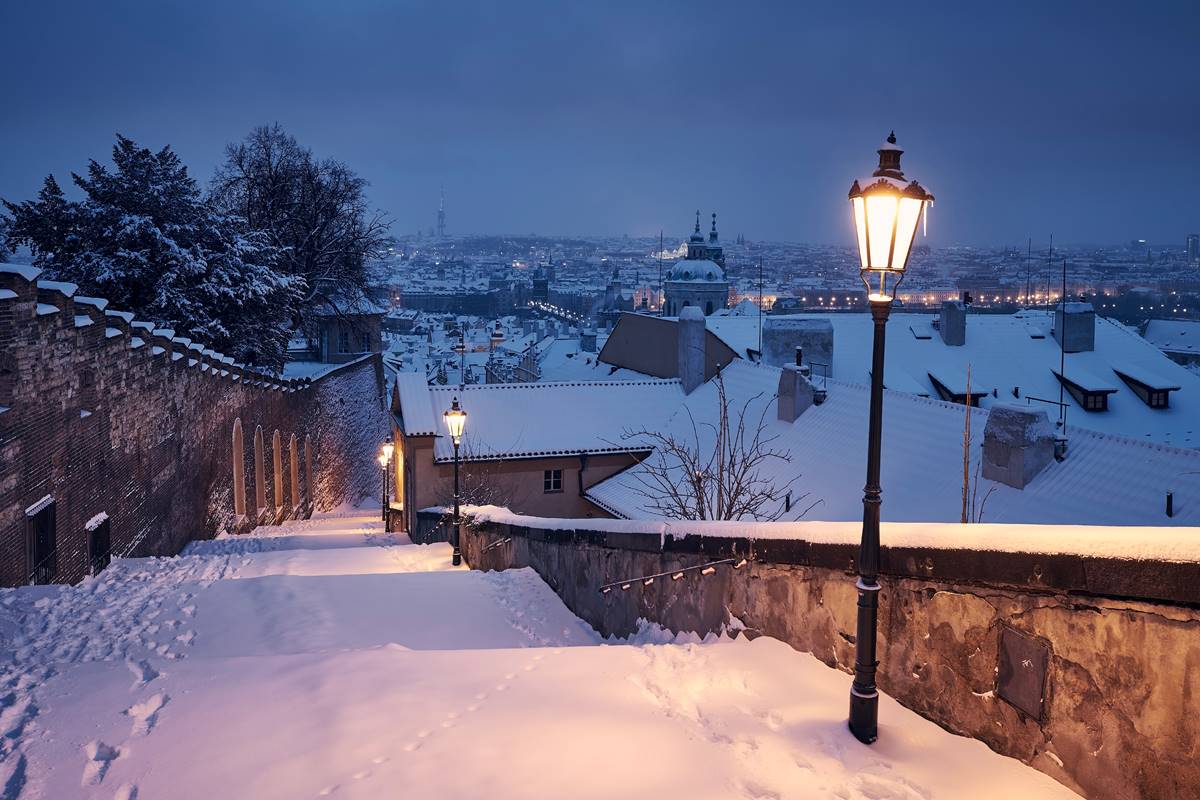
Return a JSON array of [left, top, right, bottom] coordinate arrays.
[[757, 256, 764, 356], [1057, 257, 1068, 430], [1045, 234, 1054, 307], [1024, 237, 1032, 307], [658, 229, 663, 314]]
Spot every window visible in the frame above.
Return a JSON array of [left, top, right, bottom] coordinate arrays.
[[1085, 393, 1106, 411], [543, 469, 563, 493], [25, 496, 56, 585], [338, 327, 351, 353], [359, 331, 371, 352]]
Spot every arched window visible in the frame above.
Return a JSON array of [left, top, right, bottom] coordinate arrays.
[[232, 419, 246, 517], [289, 433, 301, 509], [254, 425, 266, 513], [272, 430, 284, 510]]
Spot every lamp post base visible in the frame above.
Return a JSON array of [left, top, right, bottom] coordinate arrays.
[[849, 687, 879, 744]]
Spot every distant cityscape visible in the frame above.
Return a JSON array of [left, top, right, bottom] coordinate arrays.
[[378, 201, 1200, 327]]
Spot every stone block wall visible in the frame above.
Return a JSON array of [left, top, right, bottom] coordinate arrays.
[[0, 266, 387, 587], [436, 510, 1200, 800]]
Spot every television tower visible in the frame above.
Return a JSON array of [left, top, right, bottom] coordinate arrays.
[[436, 188, 447, 238]]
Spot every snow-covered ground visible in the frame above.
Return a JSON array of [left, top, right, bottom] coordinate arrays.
[[0, 511, 1080, 799]]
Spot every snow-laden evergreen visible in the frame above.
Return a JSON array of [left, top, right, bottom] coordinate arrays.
[[2, 135, 301, 368]]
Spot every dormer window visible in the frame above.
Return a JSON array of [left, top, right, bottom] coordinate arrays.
[[1052, 370, 1117, 412], [1112, 367, 1180, 410]]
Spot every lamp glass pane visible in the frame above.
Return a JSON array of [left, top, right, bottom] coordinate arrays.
[[444, 410, 466, 439], [889, 197, 925, 272], [851, 197, 869, 269], [865, 194, 899, 271]]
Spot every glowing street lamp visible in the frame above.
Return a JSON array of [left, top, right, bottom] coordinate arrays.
[[379, 435, 395, 522], [847, 132, 933, 746], [443, 397, 467, 566]]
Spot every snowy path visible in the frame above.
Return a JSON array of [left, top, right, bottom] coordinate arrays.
[[0, 511, 1080, 799]]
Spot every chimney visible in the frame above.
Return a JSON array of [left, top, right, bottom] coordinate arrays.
[[939, 300, 966, 346], [762, 318, 833, 376], [981, 404, 1056, 490], [777, 364, 816, 422], [677, 306, 705, 394], [580, 329, 597, 353], [1053, 302, 1095, 353]]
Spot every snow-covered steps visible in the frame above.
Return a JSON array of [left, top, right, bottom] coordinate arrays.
[[0, 506, 1083, 800]]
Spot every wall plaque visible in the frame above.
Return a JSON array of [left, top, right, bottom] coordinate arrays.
[[997, 625, 1050, 721]]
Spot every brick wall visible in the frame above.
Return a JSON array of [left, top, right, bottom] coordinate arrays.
[[0, 265, 387, 588]]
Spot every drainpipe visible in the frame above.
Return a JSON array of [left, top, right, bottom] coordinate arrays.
[[578, 453, 589, 496]]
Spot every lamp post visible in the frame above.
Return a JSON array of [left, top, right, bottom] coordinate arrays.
[[380, 436, 395, 523], [442, 397, 467, 566], [452, 329, 467, 387], [846, 132, 934, 744]]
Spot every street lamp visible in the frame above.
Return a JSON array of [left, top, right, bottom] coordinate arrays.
[[380, 436, 395, 522], [443, 397, 467, 566], [847, 132, 934, 745]]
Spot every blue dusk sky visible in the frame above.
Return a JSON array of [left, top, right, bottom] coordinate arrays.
[[2, 0, 1198, 245]]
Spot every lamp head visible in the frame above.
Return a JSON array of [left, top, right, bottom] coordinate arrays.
[[848, 132, 934, 302], [443, 396, 467, 444]]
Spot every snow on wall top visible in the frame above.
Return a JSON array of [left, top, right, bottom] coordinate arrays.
[[586, 359, 1200, 527], [465, 504, 1200, 563], [705, 311, 1200, 447], [425, 378, 683, 462]]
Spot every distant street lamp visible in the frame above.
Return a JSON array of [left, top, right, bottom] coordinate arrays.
[[380, 436, 395, 522], [846, 132, 934, 744], [443, 397, 468, 566]]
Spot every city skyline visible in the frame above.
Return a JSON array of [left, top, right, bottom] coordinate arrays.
[[2, 1, 1199, 246]]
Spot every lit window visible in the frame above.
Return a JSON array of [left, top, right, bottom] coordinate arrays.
[[543, 469, 563, 493]]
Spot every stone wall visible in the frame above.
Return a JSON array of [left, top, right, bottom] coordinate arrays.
[[0, 265, 387, 588], [435, 510, 1200, 800]]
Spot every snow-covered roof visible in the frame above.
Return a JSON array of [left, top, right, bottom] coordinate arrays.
[[705, 311, 1200, 447], [394, 371, 439, 436], [424, 379, 683, 462], [1143, 319, 1200, 356], [586, 359, 1200, 526]]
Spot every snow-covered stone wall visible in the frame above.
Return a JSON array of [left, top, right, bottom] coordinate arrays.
[[446, 509, 1200, 800], [0, 266, 387, 587]]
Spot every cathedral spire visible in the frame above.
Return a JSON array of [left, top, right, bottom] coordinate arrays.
[[709, 211, 719, 244], [694, 210, 701, 234]]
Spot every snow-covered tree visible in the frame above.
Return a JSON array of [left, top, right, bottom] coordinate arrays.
[[2, 135, 301, 368], [209, 124, 390, 330]]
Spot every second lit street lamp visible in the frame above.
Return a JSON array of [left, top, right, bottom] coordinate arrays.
[[846, 132, 934, 744], [443, 397, 467, 566], [379, 435, 394, 523]]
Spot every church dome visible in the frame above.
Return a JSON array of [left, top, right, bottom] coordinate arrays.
[[667, 258, 724, 283]]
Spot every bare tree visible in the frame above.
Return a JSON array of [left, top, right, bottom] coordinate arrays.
[[960, 364, 996, 524], [617, 372, 817, 521], [433, 440, 531, 528], [209, 124, 391, 328]]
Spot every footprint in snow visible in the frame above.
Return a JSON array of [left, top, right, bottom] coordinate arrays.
[[114, 782, 139, 800], [125, 692, 169, 736], [81, 739, 119, 787], [125, 659, 160, 691]]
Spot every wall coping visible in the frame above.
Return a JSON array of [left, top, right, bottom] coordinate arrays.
[[446, 507, 1200, 607]]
